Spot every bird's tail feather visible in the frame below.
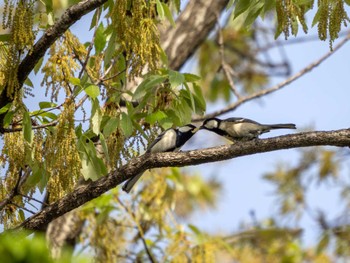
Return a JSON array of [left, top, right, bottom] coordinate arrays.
[[122, 172, 143, 193], [268, 123, 296, 130]]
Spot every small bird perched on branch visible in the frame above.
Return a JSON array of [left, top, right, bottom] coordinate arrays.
[[200, 117, 296, 141], [122, 124, 199, 193]]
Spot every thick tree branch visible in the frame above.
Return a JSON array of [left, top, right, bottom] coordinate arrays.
[[160, 0, 229, 70], [10, 128, 350, 232], [18, 0, 107, 87]]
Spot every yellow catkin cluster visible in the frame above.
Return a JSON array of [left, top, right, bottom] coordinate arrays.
[[166, 230, 191, 262], [192, 243, 215, 263], [2, 132, 26, 182], [316, 0, 348, 48], [276, 0, 308, 40], [45, 100, 81, 202], [1, 0, 36, 98], [0, 44, 9, 87], [88, 215, 126, 263], [11, 0, 35, 51], [0, 130, 26, 227], [329, 0, 349, 47], [111, 0, 162, 78], [41, 31, 81, 101]]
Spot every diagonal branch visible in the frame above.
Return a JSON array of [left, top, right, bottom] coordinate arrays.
[[17, 0, 107, 87], [0, 0, 108, 125], [160, 0, 229, 70], [8, 128, 350, 233], [193, 33, 350, 122]]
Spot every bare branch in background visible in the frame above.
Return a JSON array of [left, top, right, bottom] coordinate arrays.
[[193, 33, 350, 121], [217, 21, 241, 99]]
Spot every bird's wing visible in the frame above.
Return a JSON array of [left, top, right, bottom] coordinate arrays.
[[146, 128, 177, 153], [146, 130, 167, 153], [224, 117, 260, 125]]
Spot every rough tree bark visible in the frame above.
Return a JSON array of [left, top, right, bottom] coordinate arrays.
[[13, 129, 350, 232]]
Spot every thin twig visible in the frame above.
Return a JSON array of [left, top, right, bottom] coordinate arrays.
[[116, 197, 156, 263], [216, 17, 240, 99], [18, 193, 48, 206], [193, 33, 350, 122], [1, 121, 59, 133], [9, 202, 36, 215], [99, 68, 126, 83], [257, 30, 350, 52]]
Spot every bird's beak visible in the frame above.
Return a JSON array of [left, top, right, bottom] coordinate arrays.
[[198, 126, 204, 130]]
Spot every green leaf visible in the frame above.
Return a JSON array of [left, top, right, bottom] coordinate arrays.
[[24, 78, 34, 88], [312, 6, 322, 27], [19, 209, 25, 221], [188, 224, 203, 237], [34, 57, 44, 75], [75, 123, 83, 137], [193, 83, 206, 114], [183, 73, 201, 82], [176, 98, 192, 124], [183, 85, 195, 111], [36, 111, 57, 120], [3, 111, 14, 128], [164, 109, 181, 126], [39, 101, 57, 109], [156, 0, 165, 19], [145, 110, 167, 125], [103, 117, 119, 137], [99, 133, 110, 163], [85, 85, 100, 98], [94, 23, 106, 54], [78, 136, 107, 181], [90, 9, 99, 30], [91, 99, 102, 135], [0, 103, 12, 114], [234, 0, 253, 18], [243, 3, 264, 27], [69, 77, 81, 86], [263, 0, 275, 15], [133, 75, 167, 100], [23, 164, 46, 193], [159, 118, 174, 130], [104, 30, 117, 65], [22, 111, 33, 144], [161, 2, 175, 26], [169, 70, 185, 88], [120, 112, 133, 137]]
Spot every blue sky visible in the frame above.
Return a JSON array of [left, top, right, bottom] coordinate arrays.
[[184, 23, 350, 246]]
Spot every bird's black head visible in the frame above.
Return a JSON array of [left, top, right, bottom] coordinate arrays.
[[175, 124, 198, 148], [200, 118, 221, 130]]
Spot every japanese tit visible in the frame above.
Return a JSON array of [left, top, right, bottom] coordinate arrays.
[[122, 124, 198, 193], [200, 117, 296, 141]]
